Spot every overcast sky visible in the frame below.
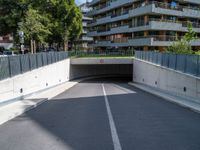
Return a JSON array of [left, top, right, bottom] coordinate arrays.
[[75, 0, 91, 5]]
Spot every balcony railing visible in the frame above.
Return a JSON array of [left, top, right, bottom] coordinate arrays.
[[130, 35, 183, 41], [88, 0, 200, 29], [112, 37, 129, 43]]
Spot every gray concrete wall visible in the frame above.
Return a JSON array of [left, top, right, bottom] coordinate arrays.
[[71, 58, 133, 65], [0, 59, 70, 104], [133, 58, 200, 102]]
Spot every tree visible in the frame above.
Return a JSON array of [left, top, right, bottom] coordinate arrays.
[[0, 0, 83, 51], [166, 40, 193, 54], [19, 8, 51, 53], [183, 22, 197, 42], [0, 0, 28, 37], [68, 5, 83, 49], [49, 0, 82, 51], [166, 22, 196, 54]]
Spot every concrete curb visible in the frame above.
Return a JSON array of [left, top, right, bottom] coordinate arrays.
[[0, 80, 79, 126], [128, 82, 200, 114], [0, 98, 48, 125]]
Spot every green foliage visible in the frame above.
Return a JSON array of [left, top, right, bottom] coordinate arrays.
[[0, 0, 28, 36], [19, 8, 51, 44], [166, 22, 197, 54], [68, 6, 83, 42], [0, 0, 83, 50], [183, 22, 197, 42], [195, 51, 200, 55], [166, 39, 193, 54]]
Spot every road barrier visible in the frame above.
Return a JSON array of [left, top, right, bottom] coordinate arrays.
[[0, 52, 68, 81], [135, 51, 200, 77]]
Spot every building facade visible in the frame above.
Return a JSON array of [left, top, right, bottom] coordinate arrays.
[[87, 0, 200, 51], [0, 35, 13, 50], [77, 2, 93, 51]]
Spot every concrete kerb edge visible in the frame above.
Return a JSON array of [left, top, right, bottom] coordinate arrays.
[[0, 98, 48, 126], [128, 82, 200, 114]]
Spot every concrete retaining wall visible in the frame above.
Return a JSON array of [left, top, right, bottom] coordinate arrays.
[[70, 58, 133, 65], [0, 59, 70, 104], [133, 58, 200, 102], [0, 58, 133, 103]]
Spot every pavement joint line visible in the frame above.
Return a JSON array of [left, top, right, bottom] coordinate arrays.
[[128, 82, 200, 114], [112, 83, 136, 94], [102, 84, 122, 150]]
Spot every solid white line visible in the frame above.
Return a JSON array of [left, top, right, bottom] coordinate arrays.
[[102, 84, 122, 150]]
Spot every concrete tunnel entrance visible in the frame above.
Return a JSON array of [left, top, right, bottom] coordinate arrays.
[[69, 58, 133, 80]]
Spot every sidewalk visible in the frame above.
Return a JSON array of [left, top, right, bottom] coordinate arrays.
[[0, 80, 79, 125], [128, 82, 200, 113]]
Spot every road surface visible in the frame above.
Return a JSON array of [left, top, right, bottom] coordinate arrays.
[[0, 77, 200, 150]]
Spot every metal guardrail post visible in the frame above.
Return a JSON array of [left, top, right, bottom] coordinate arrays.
[[7, 56, 12, 78], [19, 55, 23, 74], [167, 53, 170, 68], [184, 54, 187, 73], [174, 54, 177, 70], [36, 54, 38, 69]]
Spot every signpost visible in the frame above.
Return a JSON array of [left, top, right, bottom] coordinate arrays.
[[19, 31, 24, 54]]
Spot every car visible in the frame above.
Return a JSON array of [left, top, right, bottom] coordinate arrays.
[[0, 46, 5, 54], [3, 51, 17, 56], [47, 47, 57, 52]]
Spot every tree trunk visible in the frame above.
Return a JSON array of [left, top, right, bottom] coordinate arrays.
[[30, 39, 34, 54], [33, 40, 36, 53], [63, 40, 68, 51]]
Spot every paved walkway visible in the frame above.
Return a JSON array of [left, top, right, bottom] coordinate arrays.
[[0, 77, 200, 150]]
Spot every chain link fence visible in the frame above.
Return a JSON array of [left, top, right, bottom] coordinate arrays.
[[135, 51, 200, 77], [0, 52, 68, 81]]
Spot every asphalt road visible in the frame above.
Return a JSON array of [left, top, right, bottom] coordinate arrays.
[[0, 77, 200, 150]]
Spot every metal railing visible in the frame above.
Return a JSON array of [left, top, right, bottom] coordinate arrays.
[[135, 51, 200, 77], [89, 0, 200, 26], [69, 50, 134, 58], [0, 52, 68, 81], [130, 35, 184, 41]]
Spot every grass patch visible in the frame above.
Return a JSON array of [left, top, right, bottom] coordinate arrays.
[[71, 56, 134, 59]]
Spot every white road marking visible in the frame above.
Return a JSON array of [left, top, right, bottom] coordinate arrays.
[[102, 84, 122, 150]]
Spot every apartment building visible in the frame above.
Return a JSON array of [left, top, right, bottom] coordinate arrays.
[[77, 2, 93, 51], [0, 35, 13, 50], [87, 0, 200, 51]]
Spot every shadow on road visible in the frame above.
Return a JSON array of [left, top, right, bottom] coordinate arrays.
[[0, 77, 200, 150]]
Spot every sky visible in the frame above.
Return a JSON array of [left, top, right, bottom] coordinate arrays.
[[75, 0, 91, 5]]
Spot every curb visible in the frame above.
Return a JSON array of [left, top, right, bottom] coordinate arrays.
[[0, 98, 48, 126], [128, 82, 200, 114]]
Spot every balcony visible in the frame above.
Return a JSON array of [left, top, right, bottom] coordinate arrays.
[[88, 19, 200, 37], [179, 0, 200, 4], [89, 1, 200, 27], [130, 35, 200, 46], [87, 0, 134, 16], [81, 36, 93, 41], [88, 0, 100, 7], [92, 35, 200, 47], [91, 40, 111, 47], [88, 25, 129, 37]]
